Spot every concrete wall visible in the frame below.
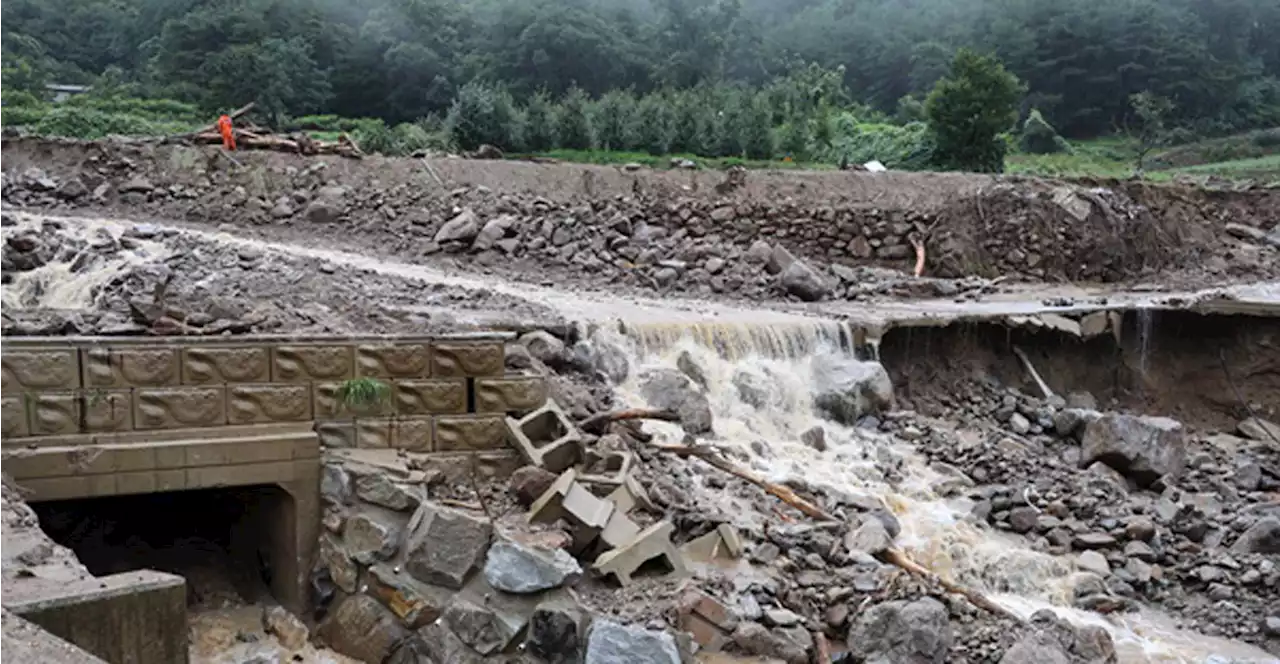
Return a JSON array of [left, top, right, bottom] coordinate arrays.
[[1, 332, 544, 620], [4, 570, 187, 664]]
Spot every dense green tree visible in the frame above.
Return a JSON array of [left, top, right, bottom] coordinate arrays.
[[522, 90, 558, 152], [448, 80, 520, 151], [925, 49, 1023, 172], [556, 86, 594, 150], [594, 90, 636, 151]]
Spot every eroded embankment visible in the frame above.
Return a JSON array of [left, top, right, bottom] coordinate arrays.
[[879, 309, 1280, 432], [3, 137, 1278, 305]]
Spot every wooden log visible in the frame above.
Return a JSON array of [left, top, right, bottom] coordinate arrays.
[[580, 408, 680, 435]]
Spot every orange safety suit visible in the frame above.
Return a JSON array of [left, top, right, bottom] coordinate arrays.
[[217, 114, 236, 151]]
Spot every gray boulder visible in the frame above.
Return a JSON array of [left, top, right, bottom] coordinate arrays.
[[846, 597, 952, 664], [812, 356, 894, 425], [780, 259, 831, 301], [999, 609, 1116, 664], [520, 330, 568, 368], [403, 503, 492, 589], [473, 214, 514, 251], [1079, 414, 1185, 487], [639, 368, 714, 435], [733, 367, 782, 409], [1231, 517, 1280, 555], [483, 537, 582, 593], [585, 620, 681, 664], [435, 208, 481, 243]]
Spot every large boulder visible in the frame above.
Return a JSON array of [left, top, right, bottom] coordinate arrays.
[[780, 259, 831, 302], [526, 598, 590, 663], [732, 367, 783, 410], [639, 368, 714, 435], [1079, 414, 1186, 487], [999, 609, 1116, 664], [435, 208, 481, 244], [846, 597, 952, 664], [316, 594, 409, 663], [811, 356, 894, 425], [403, 503, 493, 589], [1230, 517, 1280, 555], [584, 620, 681, 664], [483, 537, 582, 594], [520, 330, 569, 368]]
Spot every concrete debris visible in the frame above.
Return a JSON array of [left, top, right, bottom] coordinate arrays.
[[509, 465, 559, 506], [506, 400, 583, 473], [846, 597, 952, 664], [676, 589, 737, 651], [681, 524, 745, 563], [578, 448, 634, 488], [262, 606, 309, 651], [593, 520, 687, 586]]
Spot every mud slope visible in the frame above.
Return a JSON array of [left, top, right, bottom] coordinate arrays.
[[3, 137, 1278, 305]]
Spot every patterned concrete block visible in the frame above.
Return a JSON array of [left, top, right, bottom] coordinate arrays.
[[356, 343, 433, 379], [2, 396, 30, 438], [81, 389, 134, 432], [133, 386, 227, 430], [475, 375, 548, 413], [228, 384, 313, 424], [273, 344, 354, 382], [82, 347, 180, 388], [314, 382, 395, 419], [394, 379, 467, 415], [2, 348, 80, 394], [434, 415, 506, 451], [357, 419, 393, 448], [317, 421, 356, 448], [183, 345, 271, 384], [430, 341, 504, 378], [27, 392, 80, 436], [392, 417, 436, 452]]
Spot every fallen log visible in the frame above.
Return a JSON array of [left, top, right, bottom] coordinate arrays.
[[166, 102, 256, 142], [649, 439, 1019, 621], [652, 442, 836, 522], [580, 408, 680, 435]]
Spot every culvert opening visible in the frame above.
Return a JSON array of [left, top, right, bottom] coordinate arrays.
[[878, 310, 1279, 431], [31, 485, 297, 611]]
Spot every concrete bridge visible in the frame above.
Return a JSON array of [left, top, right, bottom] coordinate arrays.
[[1, 332, 545, 662]]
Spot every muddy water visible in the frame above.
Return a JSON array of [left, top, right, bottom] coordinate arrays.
[[6, 211, 1277, 663], [604, 325, 1274, 664]]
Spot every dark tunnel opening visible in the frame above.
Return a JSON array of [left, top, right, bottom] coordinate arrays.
[[30, 485, 295, 611]]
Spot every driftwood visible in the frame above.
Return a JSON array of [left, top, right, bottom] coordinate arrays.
[[187, 131, 363, 158], [580, 408, 680, 435], [649, 439, 1019, 621], [165, 102, 256, 142], [652, 442, 836, 522], [814, 632, 833, 664]]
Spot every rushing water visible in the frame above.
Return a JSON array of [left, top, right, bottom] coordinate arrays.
[[599, 324, 1274, 664], [4, 211, 1276, 663]]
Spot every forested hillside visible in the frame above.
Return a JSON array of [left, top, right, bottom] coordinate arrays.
[[5, 0, 1278, 137]]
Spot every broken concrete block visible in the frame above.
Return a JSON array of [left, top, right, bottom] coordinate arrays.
[[677, 589, 738, 651], [404, 503, 493, 589], [681, 524, 745, 564], [579, 449, 634, 488], [506, 401, 582, 473], [528, 469, 614, 534], [579, 508, 642, 556], [606, 474, 655, 514], [593, 520, 688, 586]]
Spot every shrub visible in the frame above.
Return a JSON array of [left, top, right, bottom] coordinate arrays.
[[447, 80, 521, 151], [823, 115, 934, 170], [635, 94, 676, 155], [1019, 109, 1070, 154], [30, 105, 159, 139], [925, 49, 1023, 172]]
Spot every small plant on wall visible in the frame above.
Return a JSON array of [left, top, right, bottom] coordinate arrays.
[[334, 377, 391, 416]]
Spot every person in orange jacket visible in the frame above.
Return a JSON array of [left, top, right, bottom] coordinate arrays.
[[217, 114, 236, 151]]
